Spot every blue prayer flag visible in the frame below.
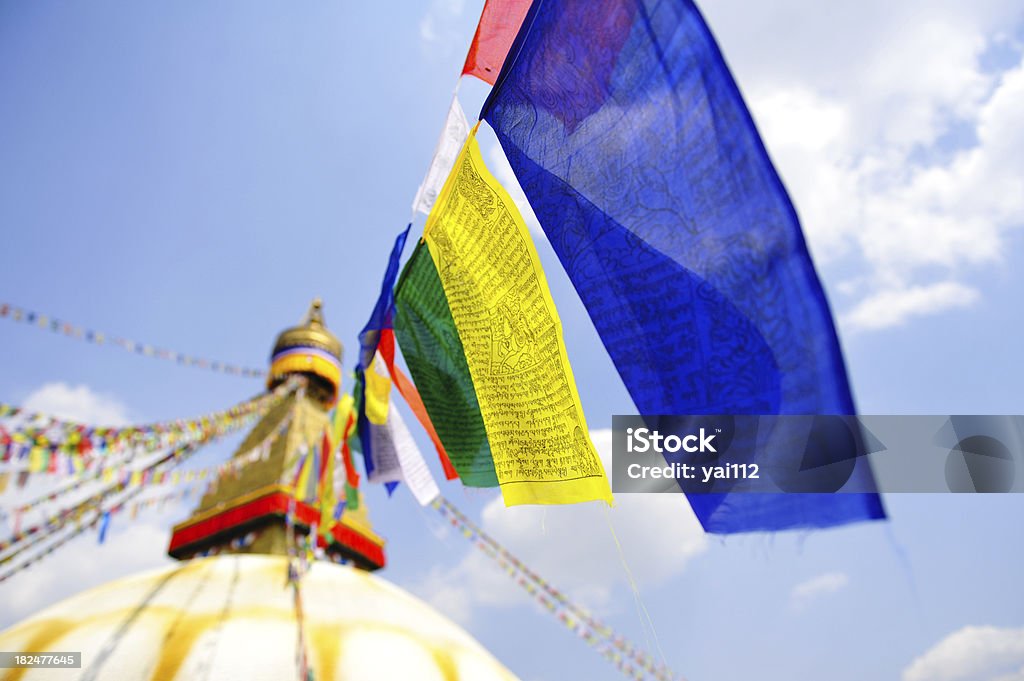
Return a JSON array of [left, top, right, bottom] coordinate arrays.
[[97, 510, 111, 544], [482, 0, 884, 532], [358, 224, 412, 371], [356, 225, 411, 479]]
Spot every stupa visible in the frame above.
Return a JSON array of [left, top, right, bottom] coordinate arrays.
[[0, 301, 520, 681]]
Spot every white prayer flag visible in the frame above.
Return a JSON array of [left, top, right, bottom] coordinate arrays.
[[412, 95, 470, 215]]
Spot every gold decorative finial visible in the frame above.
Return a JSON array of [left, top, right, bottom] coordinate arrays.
[[307, 297, 325, 326]]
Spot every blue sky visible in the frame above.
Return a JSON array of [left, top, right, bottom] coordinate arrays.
[[1, 1, 1024, 680]]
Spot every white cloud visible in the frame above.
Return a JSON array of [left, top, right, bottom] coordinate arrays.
[[842, 281, 980, 331], [789, 571, 849, 611], [413, 430, 707, 624], [21, 382, 131, 425], [903, 625, 1024, 681], [699, 0, 1024, 331]]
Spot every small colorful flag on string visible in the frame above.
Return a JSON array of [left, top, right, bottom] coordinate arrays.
[[292, 443, 313, 501], [304, 440, 321, 503], [331, 394, 360, 510], [0, 302, 264, 377], [318, 432, 337, 538], [97, 511, 111, 544]]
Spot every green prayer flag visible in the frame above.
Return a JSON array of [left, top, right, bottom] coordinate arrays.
[[394, 242, 498, 487]]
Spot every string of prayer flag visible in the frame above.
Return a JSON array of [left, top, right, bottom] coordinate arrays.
[[0, 440, 203, 566], [0, 481, 147, 584], [1, 385, 296, 561], [433, 496, 682, 681], [5, 388, 286, 513], [1, 390, 277, 467], [0, 302, 264, 378]]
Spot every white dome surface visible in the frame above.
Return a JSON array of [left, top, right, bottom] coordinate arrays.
[[0, 555, 519, 681]]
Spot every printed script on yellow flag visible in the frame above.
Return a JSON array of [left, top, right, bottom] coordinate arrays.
[[423, 126, 613, 507]]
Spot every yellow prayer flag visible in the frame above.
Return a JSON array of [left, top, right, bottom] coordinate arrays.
[[28, 447, 44, 473], [331, 394, 355, 447], [364, 354, 391, 426], [293, 444, 313, 499], [318, 434, 337, 538], [423, 127, 612, 506]]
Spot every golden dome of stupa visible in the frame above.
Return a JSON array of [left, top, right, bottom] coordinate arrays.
[[0, 554, 519, 680], [267, 298, 343, 406]]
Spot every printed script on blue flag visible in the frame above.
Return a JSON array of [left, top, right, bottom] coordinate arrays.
[[482, 0, 885, 532]]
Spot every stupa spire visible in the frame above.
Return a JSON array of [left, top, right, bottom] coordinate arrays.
[[167, 300, 385, 569]]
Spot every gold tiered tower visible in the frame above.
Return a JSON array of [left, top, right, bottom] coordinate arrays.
[[167, 299, 386, 570]]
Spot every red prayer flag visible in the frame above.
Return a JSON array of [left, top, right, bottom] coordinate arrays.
[[341, 412, 359, 489], [462, 0, 533, 85], [318, 432, 332, 487]]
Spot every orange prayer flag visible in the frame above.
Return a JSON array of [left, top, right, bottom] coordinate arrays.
[[379, 328, 459, 481]]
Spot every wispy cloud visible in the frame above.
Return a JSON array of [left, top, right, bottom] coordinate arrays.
[[22, 382, 132, 425], [789, 571, 849, 610], [842, 281, 981, 331]]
